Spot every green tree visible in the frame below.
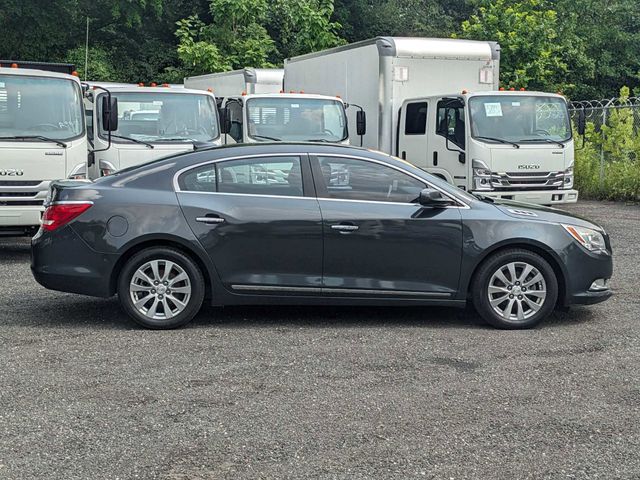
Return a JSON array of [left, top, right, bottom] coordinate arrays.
[[457, 0, 593, 96], [65, 46, 118, 81], [174, 0, 344, 75]]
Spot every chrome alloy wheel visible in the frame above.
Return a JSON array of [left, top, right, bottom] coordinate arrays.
[[487, 261, 547, 322], [129, 260, 192, 320]]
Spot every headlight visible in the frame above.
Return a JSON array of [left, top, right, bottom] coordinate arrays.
[[563, 164, 574, 189], [472, 159, 493, 191], [562, 224, 607, 252]]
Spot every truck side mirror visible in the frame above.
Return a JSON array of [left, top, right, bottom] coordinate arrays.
[[577, 108, 586, 136], [356, 110, 366, 136], [418, 188, 452, 208], [101, 96, 118, 132], [219, 106, 231, 135]]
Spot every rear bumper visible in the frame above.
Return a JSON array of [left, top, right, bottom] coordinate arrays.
[[479, 189, 578, 205], [31, 226, 117, 298], [0, 206, 44, 232]]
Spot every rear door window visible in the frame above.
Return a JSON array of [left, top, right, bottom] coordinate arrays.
[[178, 156, 304, 197]]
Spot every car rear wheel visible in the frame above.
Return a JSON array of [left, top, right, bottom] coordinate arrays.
[[472, 249, 558, 329], [117, 247, 205, 329]]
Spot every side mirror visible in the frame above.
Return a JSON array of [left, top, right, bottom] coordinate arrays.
[[419, 188, 452, 208], [577, 108, 586, 136], [356, 110, 366, 136], [101, 96, 118, 132], [219, 106, 231, 134]]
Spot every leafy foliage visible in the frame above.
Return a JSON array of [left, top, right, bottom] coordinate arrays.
[[575, 87, 640, 200], [457, 0, 593, 96], [0, 0, 638, 97]]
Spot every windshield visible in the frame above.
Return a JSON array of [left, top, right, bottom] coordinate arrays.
[[99, 92, 219, 143], [469, 95, 571, 143], [246, 98, 347, 142], [0, 74, 84, 140]]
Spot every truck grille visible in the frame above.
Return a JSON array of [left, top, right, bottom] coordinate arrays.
[[490, 171, 564, 190], [0, 191, 39, 197], [0, 181, 43, 187]]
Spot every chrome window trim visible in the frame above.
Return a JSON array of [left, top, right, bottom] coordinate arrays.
[[173, 152, 309, 193], [173, 151, 470, 209], [313, 153, 470, 209]]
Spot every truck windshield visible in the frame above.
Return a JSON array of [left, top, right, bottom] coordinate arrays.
[[0, 74, 84, 140], [99, 92, 219, 143], [469, 95, 571, 144], [246, 98, 347, 142]]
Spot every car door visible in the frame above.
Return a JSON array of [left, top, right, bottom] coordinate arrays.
[[311, 154, 463, 298], [176, 153, 323, 294]]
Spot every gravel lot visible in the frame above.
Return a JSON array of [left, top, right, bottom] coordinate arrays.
[[0, 200, 638, 479]]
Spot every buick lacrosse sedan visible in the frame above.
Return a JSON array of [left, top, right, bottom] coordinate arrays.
[[32, 143, 612, 329]]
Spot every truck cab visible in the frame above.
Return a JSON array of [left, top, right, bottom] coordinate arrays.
[[219, 93, 351, 145], [0, 65, 86, 236], [85, 85, 221, 179], [397, 91, 578, 204]]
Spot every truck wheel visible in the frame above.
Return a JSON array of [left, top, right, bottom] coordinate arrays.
[[117, 247, 205, 329], [472, 249, 558, 329]]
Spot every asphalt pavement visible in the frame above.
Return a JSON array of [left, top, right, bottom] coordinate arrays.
[[0, 200, 638, 479]]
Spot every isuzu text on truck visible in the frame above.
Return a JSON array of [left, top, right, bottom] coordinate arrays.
[[0, 62, 86, 236], [284, 37, 580, 205], [83, 84, 221, 179], [186, 69, 359, 145]]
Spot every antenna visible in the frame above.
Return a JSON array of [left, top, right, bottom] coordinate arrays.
[[84, 17, 89, 81]]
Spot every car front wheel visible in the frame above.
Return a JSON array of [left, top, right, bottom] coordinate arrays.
[[472, 249, 558, 329], [117, 247, 205, 329]]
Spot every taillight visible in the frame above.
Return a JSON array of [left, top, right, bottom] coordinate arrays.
[[41, 202, 93, 232]]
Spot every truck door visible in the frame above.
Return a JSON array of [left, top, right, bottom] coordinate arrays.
[[397, 100, 429, 169], [432, 98, 468, 189]]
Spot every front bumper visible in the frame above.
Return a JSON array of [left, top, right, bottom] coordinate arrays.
[[31, 225, 117, 298], [478, 189, 578, 205], [562, 243, 613, 307]]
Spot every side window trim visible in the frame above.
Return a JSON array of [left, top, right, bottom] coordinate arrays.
[[175, 153, 314, 199], [309, 154, 468, 208], [309, 154, 426, 204], [436, 99, 465, 149]]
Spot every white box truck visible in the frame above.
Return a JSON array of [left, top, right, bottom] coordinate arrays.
[[0, 62, 87, 236], [216, 93, 353, 144], [185, 68, 284, 99], [284, 37, 579, 205], [83, 84, 222, 179], [185, 68, 357, 145]]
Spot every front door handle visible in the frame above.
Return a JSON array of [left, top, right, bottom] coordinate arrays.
[[196, 216, 225, 225], [331, 223, 359, 233]]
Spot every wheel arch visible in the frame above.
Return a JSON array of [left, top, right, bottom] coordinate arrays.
[[109, 234, 216, 299], [464, 239, 568, 307]]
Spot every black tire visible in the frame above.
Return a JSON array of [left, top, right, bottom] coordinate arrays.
[[472, 248, 558, 329], [117, 247, 205, 329]]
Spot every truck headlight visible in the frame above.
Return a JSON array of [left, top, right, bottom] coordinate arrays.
[[563, 164, 574, 189], [562, 224, 607, 252], [472, 159, 493, 191]]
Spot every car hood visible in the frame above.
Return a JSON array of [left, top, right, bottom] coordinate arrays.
[[490, 198, 605, 231]]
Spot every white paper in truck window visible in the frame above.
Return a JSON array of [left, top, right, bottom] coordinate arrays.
[[484, 102, 503, 117]]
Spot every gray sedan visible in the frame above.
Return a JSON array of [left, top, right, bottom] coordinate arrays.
[[31, 143, 613, 329]]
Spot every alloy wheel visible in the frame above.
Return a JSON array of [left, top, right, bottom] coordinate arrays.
[[129, 259, 192, 320], [487, 261, 547, 322]]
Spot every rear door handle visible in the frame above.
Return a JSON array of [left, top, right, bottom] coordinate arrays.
[[196, 216, 225, 224], [331, 224, 359, 232]]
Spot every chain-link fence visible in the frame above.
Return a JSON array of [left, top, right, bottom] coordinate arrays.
[[569, 97, 640, 133], [568, 97, 640, 197]]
